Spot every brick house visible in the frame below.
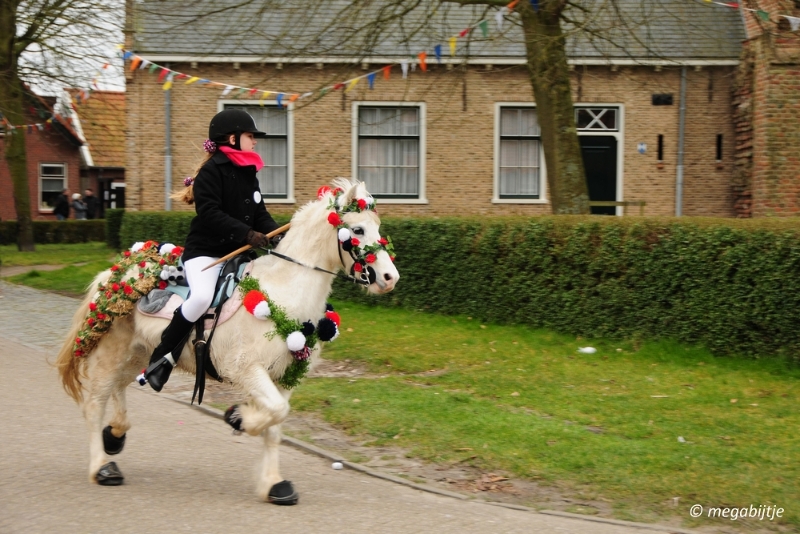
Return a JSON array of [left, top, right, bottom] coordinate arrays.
[[125, 1, 768, 218], [0, 91, 83, 221]]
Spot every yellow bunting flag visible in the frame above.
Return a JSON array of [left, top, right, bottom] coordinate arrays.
[[449, 37, 457, 56], [163, 80, 173, 91], [259, 91, 271, 106], [345, 79, 359, 92], [129, 57, 142, 71], [185, 77, 199, 85]]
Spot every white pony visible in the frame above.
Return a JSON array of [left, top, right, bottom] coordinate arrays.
[[56, 179, 399, 503]]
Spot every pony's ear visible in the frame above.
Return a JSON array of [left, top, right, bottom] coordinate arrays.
[[336, 181, 359, 209]]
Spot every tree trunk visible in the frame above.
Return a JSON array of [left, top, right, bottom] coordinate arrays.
[[0, 0, 35, 250], [519, 1, 589, 214]]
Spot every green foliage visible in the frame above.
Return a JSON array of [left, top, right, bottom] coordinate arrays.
[[0, 220, 105, 245], [6, 260, 114, 295], [335, 216, 800, 360], [117, 211, 292, 249], [0, 242, 113, 267], [104, 209, 125, 250]]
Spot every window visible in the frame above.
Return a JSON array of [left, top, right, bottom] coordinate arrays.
[[224, 104, 290, 199], [40, 163, 66, 211], [497, 107, 542, 199], [575, 107, 619, 131], [357, 106, 421, 198]]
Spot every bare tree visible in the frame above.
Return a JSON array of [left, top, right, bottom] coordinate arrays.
[[1, 0, 122, 250]]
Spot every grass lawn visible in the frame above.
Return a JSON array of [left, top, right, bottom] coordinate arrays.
[[292, 300, 800, 528], [3, 254, 797, 528], [0, 242, 115, 267], [4, 260, 113, 295]]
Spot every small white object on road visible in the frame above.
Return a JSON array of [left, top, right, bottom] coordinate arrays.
[[677, 436, 686, 443], [577, 347, 597, 354], [332, 461, 344, 470]]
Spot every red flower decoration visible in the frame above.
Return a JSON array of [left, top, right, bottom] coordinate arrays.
[[357, 198, 367, 210], [378, 237, 388, 246], [124, 285, 133, 295], [327, 212, 342, 226], [105, 291, 112, 298], [353, 262, 363, 272], [325, 310, 341, 327], [76, 337, 82, 344], [365, 253, 376, 264], [172, 246, 184, 256], [74, 350, 83, 357], [97, 313, 106, 320], [89, 302, 97, 311], [112, 283, 120, 292], [350, 238, 360, 247], [243, 290, 267, 314], [139, 261, 147, 268], [159, 281, 167, 290], [87, 318, 95, 326], [390, 256, 396, 262], [139, 273, 144, 278], [159, 259, 166, 266], [110, 265, 119, 272], [124, 251, 131, 257], [332, 187, 343, 195], [317, 185, 332, 198]]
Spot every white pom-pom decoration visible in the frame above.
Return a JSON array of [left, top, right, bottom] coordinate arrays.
[[365, 195, 374, 206], [159, 243, 176, 255], [130, 242, 145, 253], [338, 228, 351, 242], [286, 331, 306, 352], [253, 301, 271, 320], [160, 269, 169, 281]]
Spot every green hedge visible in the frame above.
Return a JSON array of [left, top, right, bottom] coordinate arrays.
[[105, 209, 125, 250], [118, 210, 292, 248], [334, 216, 800, 361], [0, 220, 105, 245]]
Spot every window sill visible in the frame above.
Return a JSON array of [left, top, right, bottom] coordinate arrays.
[[492, 198, 549, 205], [263, 197, 296, 205]]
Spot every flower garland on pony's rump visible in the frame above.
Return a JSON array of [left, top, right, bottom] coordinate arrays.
[[72, 241, 184, 358], [238, 276, 341, 389]]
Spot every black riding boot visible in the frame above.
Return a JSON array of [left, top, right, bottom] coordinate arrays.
[[143, 307, 195, 392]]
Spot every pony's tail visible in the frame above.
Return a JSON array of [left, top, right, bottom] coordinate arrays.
[[55, 269, 112, 403]]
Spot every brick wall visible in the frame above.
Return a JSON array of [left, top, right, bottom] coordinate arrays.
[[126, 62, 737, 218], [0, 126, 82, 221]]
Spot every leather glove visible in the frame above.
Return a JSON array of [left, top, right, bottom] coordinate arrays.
[[245, 229, 269, 248]]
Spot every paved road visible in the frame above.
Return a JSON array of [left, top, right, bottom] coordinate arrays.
[[0, 282, 675, 533]]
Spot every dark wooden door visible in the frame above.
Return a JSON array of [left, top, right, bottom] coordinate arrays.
[[580, 136, 618, 215]]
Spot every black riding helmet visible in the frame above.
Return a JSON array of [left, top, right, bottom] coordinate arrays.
[[208, 109, 267, 149]]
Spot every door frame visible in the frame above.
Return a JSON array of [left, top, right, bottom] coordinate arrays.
[[575, 104, 625, 216]]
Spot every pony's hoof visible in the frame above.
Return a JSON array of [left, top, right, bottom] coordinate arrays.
[[268, 480, 298, 505], [102, 425, 126, 455], [224, 405, 243, 433], [96, 462, 124, 486]]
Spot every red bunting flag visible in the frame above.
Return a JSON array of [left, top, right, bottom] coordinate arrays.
[[459, 29, 469, 37], [158, 68, 169, 82], [333, 82, 344, 90]]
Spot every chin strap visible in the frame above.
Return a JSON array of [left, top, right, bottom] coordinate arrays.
[[258, 245, 370, 286]]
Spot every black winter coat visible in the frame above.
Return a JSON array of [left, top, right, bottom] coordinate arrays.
[[182, 151, 279, 261], [53, 194, 70, 218]]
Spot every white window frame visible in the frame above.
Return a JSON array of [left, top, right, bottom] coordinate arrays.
[[38, 162, 67, 212], [218, 99, 295, 204], [493, 103, 548, 204], [574, 104, 625, 216], [351, 101, 428, 204]]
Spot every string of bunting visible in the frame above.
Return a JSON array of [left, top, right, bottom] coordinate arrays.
[[702, 0, 800, 27]]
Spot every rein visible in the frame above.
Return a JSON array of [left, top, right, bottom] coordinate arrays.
[[258, 245, 371, 286]]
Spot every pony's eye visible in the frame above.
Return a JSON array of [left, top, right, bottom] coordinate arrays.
[[352, 227, 365, 236]]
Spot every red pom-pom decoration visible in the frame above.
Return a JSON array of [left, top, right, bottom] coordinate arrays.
[[365, 253, 377, 264], [317, 185, 332, 198], [350, 238, 360, 247], [357, 198, 367, 210], [325, 310, 341, 327], [243, 290, 267, 314], [353, 262, 363, 273], [327, 212, 342, 226]]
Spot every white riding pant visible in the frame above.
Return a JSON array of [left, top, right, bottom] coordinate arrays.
[[181, 256, 222, 322]]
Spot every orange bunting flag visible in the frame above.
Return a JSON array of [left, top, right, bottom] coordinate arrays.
[[383, 65, 391, 80], [129, 57, 142, 71], [288, 94, 299, 103], [418, 52, 427, 72], [507, 0, 519, 9]]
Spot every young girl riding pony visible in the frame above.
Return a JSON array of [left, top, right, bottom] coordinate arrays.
[[143, 109, 280, 391]]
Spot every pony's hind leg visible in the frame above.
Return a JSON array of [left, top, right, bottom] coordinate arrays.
[[103, 387, 131, 455]]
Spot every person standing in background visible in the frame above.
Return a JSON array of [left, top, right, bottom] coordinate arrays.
[[54, 189, 70, 220], [72, 193, 87, 220], [84, 188, 98, 219]]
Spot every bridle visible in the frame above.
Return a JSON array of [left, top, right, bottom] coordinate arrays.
[[258, 239, 371, 286]]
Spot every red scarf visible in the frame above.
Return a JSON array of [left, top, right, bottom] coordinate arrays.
[[218, 145, 264, 171]]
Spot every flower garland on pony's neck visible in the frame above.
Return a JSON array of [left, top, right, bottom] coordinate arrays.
[[319, 185, 396, 277]]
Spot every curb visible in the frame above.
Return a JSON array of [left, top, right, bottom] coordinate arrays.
[[148, 386, 699, 534]]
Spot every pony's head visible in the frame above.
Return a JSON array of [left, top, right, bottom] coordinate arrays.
[[321, 178, 399, 295]]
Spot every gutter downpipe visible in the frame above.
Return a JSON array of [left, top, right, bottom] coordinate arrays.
[[164, 70, 172, 211], [675, 66, 687, 216]]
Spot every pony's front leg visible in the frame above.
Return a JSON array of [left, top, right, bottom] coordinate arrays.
[[256, 423, 298, 504], [233, 365, 290, 436]]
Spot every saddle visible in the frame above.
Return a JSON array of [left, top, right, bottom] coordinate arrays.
[[137, 251, 257, 404]]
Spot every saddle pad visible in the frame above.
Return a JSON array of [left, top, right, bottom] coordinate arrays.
[[137, 263, 252, 329]]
